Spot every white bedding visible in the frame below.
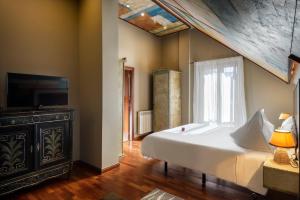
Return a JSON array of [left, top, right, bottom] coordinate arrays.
[[141, 123, 272, 195]]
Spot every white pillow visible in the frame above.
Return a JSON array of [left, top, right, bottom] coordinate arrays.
[[231, 109, 274, 153], [280, 116, 295, 132]]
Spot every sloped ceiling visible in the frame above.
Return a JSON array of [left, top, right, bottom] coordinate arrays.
[[292, 0, 300, 56], [119, 0, 189, 36], [155, 0, 300, 82]]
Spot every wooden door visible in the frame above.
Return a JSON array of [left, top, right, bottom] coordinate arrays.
[[0, 125, 34, 181], [123, 68, 134, 141]]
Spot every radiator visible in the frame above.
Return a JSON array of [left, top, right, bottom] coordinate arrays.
[[138, 110, 153, 135]]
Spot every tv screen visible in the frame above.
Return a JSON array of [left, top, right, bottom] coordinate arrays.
[[7, 73, 69, 108]]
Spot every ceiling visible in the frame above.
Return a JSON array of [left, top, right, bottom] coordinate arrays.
[[119, 0, 189, 36], [155, 0, 300, 82]]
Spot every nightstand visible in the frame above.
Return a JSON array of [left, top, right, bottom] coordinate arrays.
[[263, 158, 299, 195]]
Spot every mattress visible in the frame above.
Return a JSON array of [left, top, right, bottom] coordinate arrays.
[[141, 123, 272, 195]]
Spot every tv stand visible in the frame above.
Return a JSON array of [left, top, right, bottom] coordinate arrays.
[[0, 108, 74, 196]]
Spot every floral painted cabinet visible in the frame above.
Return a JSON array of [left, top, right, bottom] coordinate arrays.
[[37, 121, 70, 168], [0, 109, 73, 196], [0, 126, 33, 181]]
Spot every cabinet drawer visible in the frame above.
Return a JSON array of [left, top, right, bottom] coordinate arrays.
[[0, 116, 34, 126], [39, 113, 70, 122], [0, 113, 71, 127]]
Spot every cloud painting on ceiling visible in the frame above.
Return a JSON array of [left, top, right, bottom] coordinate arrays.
[[119, 0, 189, 36], [155, 0, 300, 82], [292, 0, 300, 58]]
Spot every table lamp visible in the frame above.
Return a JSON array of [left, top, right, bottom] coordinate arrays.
[[269, 129, 296, 164], [279, 113, 290, 120]]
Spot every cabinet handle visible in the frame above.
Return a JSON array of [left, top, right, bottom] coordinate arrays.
[[30, 145, 33, 153], [36, 143, 40, 151]]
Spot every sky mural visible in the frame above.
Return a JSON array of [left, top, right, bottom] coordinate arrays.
[[155, 0, 300, 82], [292, 0, 300, 58], [119, 0, 189, 36]]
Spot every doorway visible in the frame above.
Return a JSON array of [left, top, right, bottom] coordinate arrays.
[[123, 67, 134, 142]]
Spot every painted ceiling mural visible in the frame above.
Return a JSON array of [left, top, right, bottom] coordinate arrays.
[[154, 0, 300, 82], [119, 0, 189, 36], [292, 0, 300, 57]]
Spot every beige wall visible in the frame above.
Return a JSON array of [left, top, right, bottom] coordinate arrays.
[[118, 20, 162, 136], [292, 67, 300, 85], [0, 0, 81, 160], [161, 33, 179, 70], [78, 0, 102, 168], [101, 0, 122, 169], [79, 0, 122, 169], [79, 0, 122, 170], [190, 30, 294, 126], [244, 59, 293, 125], [178, 30, 192, 124]]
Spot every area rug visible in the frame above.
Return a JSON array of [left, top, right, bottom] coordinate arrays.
[[141, 189, 183, 200]]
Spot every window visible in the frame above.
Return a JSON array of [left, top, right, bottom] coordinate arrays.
[[193, 56, 246, 127]]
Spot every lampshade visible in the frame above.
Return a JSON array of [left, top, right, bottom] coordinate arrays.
[[269, 129, 296, 148], [278, 113, 290, 120]]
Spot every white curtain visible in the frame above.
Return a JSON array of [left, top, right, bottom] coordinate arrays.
[[193, 56, 247, 127]]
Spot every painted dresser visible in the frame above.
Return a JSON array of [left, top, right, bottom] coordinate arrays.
[[0, 109, 73, 196]]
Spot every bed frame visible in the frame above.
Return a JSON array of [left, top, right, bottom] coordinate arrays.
[[164, 161, 265, 200], [164, 161, 207, 186]]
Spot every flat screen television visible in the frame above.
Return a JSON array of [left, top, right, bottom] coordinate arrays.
[[7, 73, 69, 108]]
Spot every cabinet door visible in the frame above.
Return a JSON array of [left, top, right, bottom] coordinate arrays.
[[153, 72, 169, 132], [37, 121, 70, 168], [0, 126, 33, 181], [169, 71, 181, 128]]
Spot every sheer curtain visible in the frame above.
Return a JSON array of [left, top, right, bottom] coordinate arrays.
[[193, 56, 247, 127]]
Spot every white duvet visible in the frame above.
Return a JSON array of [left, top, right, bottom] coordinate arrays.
[[141, 123, 272, 195]]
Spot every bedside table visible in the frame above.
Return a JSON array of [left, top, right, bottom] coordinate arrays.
[[263, 159, 299, 195]]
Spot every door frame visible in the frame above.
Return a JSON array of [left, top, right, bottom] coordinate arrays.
[[123, 66, 134, 142]]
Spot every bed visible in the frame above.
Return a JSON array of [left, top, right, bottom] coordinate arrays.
[[141, 123, 273, 195]]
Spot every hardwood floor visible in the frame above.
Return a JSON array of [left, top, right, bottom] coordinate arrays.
[[6, 141, 298, 200]]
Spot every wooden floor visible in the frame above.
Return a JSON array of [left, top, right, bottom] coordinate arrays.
[[7, 141, 298, 200]]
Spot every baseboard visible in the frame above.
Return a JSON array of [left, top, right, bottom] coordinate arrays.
[[74, 160, 120, 174], [101, 163, 120, 173], [74, 160, 101, 173]]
